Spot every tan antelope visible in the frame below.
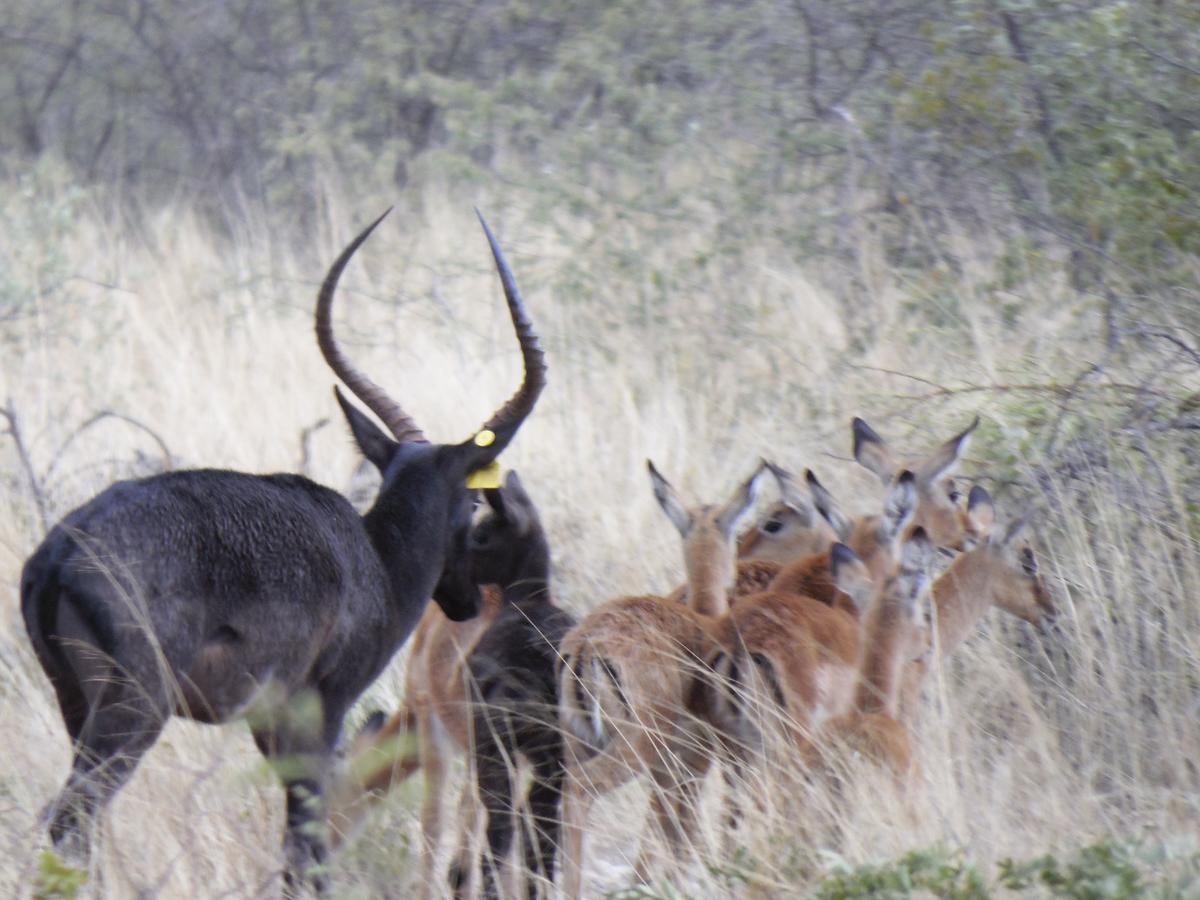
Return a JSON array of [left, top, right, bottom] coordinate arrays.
[[557, 461, 765, 900], [814, 527, 936, 777], [700, 471, 919, 765], [898, 486, 1057, 718]]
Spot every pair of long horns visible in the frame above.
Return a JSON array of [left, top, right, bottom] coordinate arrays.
[[315, 209, 547, 446]]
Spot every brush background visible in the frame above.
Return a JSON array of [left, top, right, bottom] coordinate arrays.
[[2, 1, 1199, 896]]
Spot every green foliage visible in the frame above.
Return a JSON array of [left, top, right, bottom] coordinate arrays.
[[32, 851, 87, 900], [816, 847, 990, 900], [808, 841, 1200, 899]]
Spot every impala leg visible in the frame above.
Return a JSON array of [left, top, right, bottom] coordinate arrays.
[[416, 708, 450, 900], [635, 752, 709, 887], [558, 762, 595, 900], [448, 754, 483, 899]]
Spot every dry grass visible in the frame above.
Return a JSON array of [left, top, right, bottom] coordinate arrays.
[[1, 166, 1199, 897]]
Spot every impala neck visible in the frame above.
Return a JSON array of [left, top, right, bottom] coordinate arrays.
[[683, 538, 734, 618], [931, 549, 996, 657], [853, 586, 913, 716]]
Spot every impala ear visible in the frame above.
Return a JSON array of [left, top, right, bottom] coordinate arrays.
[[763, 461, 817, 528], [853, 416, 898, 485], [916, 416, 979, 485], [881, 471, 918, 540], [830, 542, 873, 614], [648, 460, 692, 536], [334, 386, 398, 473], [716, 463, 767, 540], [994, 513, 1032, 549], [965, 485, 996, 541], [806, 469, 853, 541]]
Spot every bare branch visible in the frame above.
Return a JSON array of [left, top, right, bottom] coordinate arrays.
[[43, 410, 175, 485], [0, 399, 50, 532]]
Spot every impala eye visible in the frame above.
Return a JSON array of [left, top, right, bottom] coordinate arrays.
[[762, 519, 784, 535], [471, 529, 490, 548], [1020, 547, 1038, 577]]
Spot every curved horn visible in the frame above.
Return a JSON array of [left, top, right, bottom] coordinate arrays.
[[315, 208, 428, 444], [474, 211, 547, 444]]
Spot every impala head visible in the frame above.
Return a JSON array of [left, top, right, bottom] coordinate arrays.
[[318, 210, 547, 623], [852, 415, 979, 551], [648, 460, 766, 613], [737, 461, 837, 563], [963, 487, 1057, 629], [468, 470, 551, 594], [806, 468, 918, 584]]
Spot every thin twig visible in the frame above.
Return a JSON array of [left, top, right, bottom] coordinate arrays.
[[43, 410, 175, 484], [0, 399, 50, 532], [299, 418, 330, 477]]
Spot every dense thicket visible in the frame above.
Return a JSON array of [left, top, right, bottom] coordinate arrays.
[[4, 1, 1199, 283]]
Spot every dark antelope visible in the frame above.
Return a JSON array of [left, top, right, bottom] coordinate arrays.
[[19, 210, 546, 892]]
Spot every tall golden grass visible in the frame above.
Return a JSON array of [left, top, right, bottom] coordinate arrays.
[[1, 165, 1198, 897]]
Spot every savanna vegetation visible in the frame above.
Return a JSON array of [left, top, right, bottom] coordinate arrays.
[[2, 0, 1199, 896]]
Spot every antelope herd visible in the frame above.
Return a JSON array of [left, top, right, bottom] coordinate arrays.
[[18, 211, 1060, 897]]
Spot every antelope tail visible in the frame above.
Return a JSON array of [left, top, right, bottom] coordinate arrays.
[[558, 648, 629, 755]]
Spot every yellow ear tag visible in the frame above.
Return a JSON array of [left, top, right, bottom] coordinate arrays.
[[474, 429, 496, 447], [466, 461, 502, 489]]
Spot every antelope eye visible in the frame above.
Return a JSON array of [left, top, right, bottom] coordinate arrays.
[[762, 519, 784, 535], [1020, 547, 1038, 577], [470, 529, 490, 547], [946, 479, 961, 504]]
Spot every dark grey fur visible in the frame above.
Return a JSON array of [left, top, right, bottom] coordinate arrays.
[[20, 211, 545, 894], [448, 471, 576, 900]]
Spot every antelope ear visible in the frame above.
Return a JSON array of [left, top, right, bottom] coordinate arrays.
[[853, 416, 898, 485], [716, 463, 767, 540], [881, 471, 918, 540], [805, 469, 853, 541], [993, 513, 1032, 549], [965, 485, 996, 540], [830, 542, 873, 614], [498, 470, 535, 534], [763, 460, 816, 527], [916, 416, 979, 485], [334, 386, 398, 473], [648, 460, 692, 536], [483, 486, 507, 517]]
